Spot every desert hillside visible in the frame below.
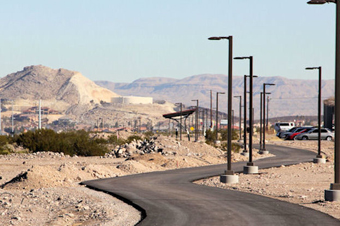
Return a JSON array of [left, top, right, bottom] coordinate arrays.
[[96, 74, 335, 118], [0, 65, 179, 131], [0, 65, 120, 113]]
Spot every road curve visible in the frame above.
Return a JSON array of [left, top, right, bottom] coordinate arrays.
[[82, 144, 340, 225]]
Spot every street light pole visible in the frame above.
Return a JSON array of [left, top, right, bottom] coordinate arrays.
[[262, 83, 275, 154], [243, 75, 248, 154], [306, 66, 325, 163], [307, 0, 340, 201], [176, 103, 183, 141], [234, 95, 242, 141], [267, 96, 270, 129], [192, 99, 199, 142], [210, 90, 213, 129], [241, 74, 258, 155], [208, 36, 238, 184], [235, 56, 258, 174], [260, 92, 263, 151], [215, 92, 225, 142]]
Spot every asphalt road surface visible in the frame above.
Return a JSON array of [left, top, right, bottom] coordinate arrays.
[[82, 144, 340, 225]]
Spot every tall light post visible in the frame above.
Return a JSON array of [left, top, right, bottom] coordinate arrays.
[[260, 92, 271, 151], [175, 103, 183, 141], [215, 91, 225, 141], [234, 95, 242, 141], [210, 90, 213, 129], [260, 92, 263, 151], [208, 36, 238, 184], [11, 100, 14, 135], [192, 99, 199, 142], [307, 0, 340, 201], [241, 74, 258, 155], [267, 96, 270, 129], [243, 75, 248, 154], [235, 56, 258, 174], [306, 66, 326, 163], [262, 83, 275, 154]]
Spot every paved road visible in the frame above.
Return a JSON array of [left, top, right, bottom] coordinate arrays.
[[82, 144, 340, 225]]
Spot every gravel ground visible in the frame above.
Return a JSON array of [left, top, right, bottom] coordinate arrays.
[[1, 134, 339, 225], [196, 137, 340, 220]]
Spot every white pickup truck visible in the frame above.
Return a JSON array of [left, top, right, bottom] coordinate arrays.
[[274, 122, 295, 133]]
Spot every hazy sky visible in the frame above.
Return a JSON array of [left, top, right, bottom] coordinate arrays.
[[0, 0, 336, 82]]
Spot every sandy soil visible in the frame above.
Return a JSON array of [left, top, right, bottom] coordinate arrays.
[[196, 136, 340, 220], [0, 133, 339, 225]]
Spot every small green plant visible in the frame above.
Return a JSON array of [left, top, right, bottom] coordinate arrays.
[[205, 129, 216, 145], [220, 129, 239, 141], [144, 131, 154, 140], [107, 135, 127, 146], [126, 135, 142, 143], [220, 142, 241, 153]]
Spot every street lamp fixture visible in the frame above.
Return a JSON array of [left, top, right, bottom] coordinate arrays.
[[208, 36, 230, 40], [307, 0, 336, 4], [306, 66, 325, 163], [307, 0, 340, 201], [235, 56, 258, 174], [208, 35, 238, 184], [261, 83, 275, 154]]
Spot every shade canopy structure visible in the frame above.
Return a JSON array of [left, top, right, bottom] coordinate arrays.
[[163, 108, 197, 132], [163, 108, 196, 120]]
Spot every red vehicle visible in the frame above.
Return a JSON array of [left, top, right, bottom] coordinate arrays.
[[286, 128, 310, 140]]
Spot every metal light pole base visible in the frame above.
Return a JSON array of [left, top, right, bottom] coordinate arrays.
[[241, 151, 249, 157], [259, 150, 269, 155], [325, 190, 340, 201], [220, 175, 239, 184], [243, 165, 258, 174], [313, 157, 326, 164]]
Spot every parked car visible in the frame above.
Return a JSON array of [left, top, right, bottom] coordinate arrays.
[[286, 127, 313, 140], [277, 127, 299, 139], [295, 128, 334, 141], [274, 122, 295, 133]]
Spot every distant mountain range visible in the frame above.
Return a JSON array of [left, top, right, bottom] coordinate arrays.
[[96, 74, 335, 119], [0, 65, 333, 122]]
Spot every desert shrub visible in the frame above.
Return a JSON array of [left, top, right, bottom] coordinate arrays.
[[0, 135, 11, 146], [107, 135, 127, 146], [144, 131, 154, 140], [13, 129, 108, 156], [126, 135, 142, 143], [220, 142, 241, 153], [220, 129, 239, 141], [205, 129, 216, 145]]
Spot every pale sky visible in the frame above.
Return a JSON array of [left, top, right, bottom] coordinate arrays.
[[0, 0, 336, 82]]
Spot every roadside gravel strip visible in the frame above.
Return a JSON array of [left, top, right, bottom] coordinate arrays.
[[82, 144, 340, 226]]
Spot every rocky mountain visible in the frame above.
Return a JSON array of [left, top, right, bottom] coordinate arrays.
[[0, 65, 120, 114], [96, 74, 335, 118]]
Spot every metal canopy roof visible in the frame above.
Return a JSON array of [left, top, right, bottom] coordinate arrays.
[[162, 108, 196, 119]]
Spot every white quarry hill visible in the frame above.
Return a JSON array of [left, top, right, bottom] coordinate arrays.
[[0, 65, 178, 127], [0, 65, 120, 114]]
